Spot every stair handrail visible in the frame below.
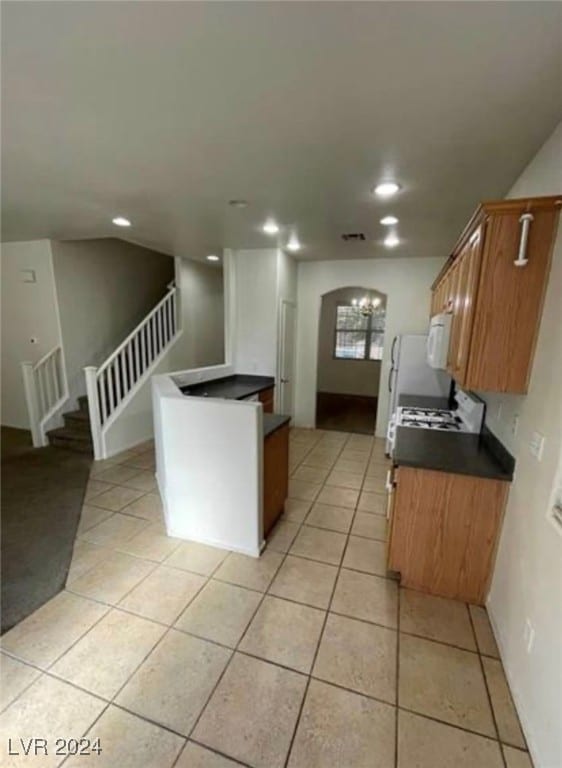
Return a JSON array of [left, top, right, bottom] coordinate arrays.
[[21, 345, 69, 447], [97, 283, 176, 378]]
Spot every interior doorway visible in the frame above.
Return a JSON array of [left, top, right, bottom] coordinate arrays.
[[316, 286, 386, 434], [278, 299, 297, 416]]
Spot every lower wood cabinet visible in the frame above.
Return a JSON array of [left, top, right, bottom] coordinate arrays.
[[387, 466, 509, 604], [263, 423, 289, 536], [259, 387, 275, 413]]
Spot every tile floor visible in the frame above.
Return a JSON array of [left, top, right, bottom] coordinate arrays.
[[0, 430, 533, 768]]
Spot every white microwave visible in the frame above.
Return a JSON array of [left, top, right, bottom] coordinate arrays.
[[427, 313, 452, 369]]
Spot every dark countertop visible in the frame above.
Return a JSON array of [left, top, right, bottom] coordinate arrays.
[[394, 425, 514, 481], [263, 414, 291, 438], [395, 393, 514, 481], [180, 374, 274, 401]]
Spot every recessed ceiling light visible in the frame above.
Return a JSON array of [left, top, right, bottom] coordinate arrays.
[[374, 182, 401, 198], [228, 199, 249, 208], [286, 234, 301, 252], [262, 218, 280, 235], [207, 254, 220, 262], [112, 216, 131, 227], [380, 215, 399, 226], [384, 233, 400, 248]]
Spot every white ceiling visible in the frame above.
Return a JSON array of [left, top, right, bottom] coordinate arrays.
[[2, 2, 561, 261]]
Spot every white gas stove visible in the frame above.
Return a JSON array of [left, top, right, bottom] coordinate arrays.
[[398, 406, 464, 431], [388, 389, 485, 454]]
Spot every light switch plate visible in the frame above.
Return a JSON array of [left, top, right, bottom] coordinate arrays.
[[511, 414, 519, 437], [529, 431, 545, 460], [524, 619, 535, 653], [20, 269, 36, 283]]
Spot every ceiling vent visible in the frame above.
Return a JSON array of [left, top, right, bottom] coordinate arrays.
[[341, 232, 366, 242]]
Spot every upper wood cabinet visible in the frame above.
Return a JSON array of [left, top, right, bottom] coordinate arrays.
[[431, 196, 561, 393]]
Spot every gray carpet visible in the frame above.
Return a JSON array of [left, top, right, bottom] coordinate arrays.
[[1, 427, 92, 633]]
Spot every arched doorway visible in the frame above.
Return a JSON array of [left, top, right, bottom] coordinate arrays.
[[316, 286, 386, 434]]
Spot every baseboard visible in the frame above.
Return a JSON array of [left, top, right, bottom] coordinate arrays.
[[486, 595, 538, 766]]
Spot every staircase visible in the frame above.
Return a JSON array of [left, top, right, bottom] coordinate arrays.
[[84, 282, 180, 459], [46, 396, 92, 454], [22, 283, 180, 459]]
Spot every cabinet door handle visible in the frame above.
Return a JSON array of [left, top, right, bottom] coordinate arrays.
[[514, 213, 534, 267], [281, 378, 289, 383]]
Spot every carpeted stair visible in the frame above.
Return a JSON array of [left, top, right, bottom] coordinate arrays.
[[46, 395, 93, 454]]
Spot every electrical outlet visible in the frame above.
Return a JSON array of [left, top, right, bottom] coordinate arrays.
[[529, 431, 545, 460], [511, 414, 519, 437], [524, 619, 535, 653]]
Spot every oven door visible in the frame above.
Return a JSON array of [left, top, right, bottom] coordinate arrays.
[[386, 413, 397, 457]]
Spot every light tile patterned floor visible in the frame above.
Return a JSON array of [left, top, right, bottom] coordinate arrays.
[[0, 430, 533, 768]]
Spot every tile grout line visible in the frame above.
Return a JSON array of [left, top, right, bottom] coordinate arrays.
[[271, 431, 350, 768], [287, 437, 519, 757], [180, 506, 309, 761], [3, 628, 513, 749], [467, 603, 509, 768], [282, 432, 369, 768], [59, 550, 238, 767], [6, 432, 526, 766], [181, 430, 341, 757]]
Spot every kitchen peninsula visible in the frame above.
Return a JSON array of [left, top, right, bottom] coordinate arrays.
[[152, 364, 289, 557]]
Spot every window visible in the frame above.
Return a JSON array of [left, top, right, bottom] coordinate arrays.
[[334, 303, 385, 361]]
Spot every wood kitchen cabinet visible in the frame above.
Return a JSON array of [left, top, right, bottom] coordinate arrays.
[[259, 387, 275, 413], [387, 466, 509, 604], [430, 196, 561, 393], [263, 422, 289, 536]]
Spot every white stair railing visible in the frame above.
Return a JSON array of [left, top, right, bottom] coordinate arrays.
[[21, 346, 69, 447], [84, 284, 179, 459]]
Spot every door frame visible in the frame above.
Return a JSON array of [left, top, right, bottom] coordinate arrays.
[[276, 299, 297, 416]]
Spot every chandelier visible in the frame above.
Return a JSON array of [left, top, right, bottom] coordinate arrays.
[[351, 296, 382, 317]]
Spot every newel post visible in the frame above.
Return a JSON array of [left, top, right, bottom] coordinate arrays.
[[21, 361, 43, 447], [84, 366, 103, 460]]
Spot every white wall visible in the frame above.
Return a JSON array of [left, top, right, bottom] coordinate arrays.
[[276, 248, 298, 307], [229, 247, 297, 399], [1, 240, 62, 428], [317, 287, 384, 397], [51, 238, 174, 407], [294, 256, 444, 435], [482, 122, 562, 768], [232, 249, 279, 376], [176, 257, 225, 369]]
